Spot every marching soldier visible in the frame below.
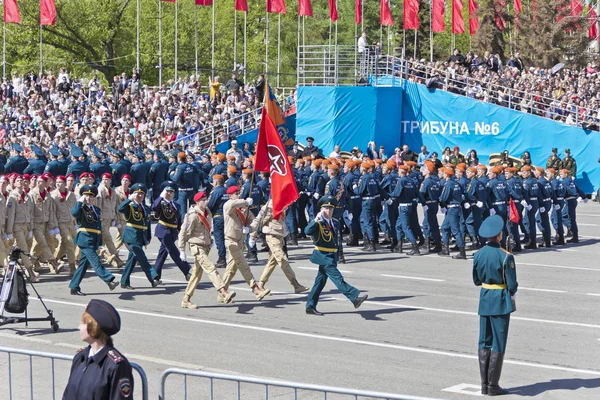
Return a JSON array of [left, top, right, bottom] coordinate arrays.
[[220, 185, 271, 300], [305, 196, 368, 315], [207, 174, 228, 268], [114, 174, 132, 250], [419, 162, 442, 253], [96, 173, 125, 268], [51, 175, 78, 276], [504, 167, 525, 252], [118, 183, 160, 289], [323, 164, 347, 262], [0, 176, 8, 276], [520, 166, 540, 250], [534, 167, 554, 248], [69, 184, 119, 295], [6, 175, 37, 281], [357, 161, 382, 252], [391, 165, 420, 255], [546, 148, 561, 171], [548, 168, 566, 245], [559, 148, 577, 178], [473, 215, 518, 396], [559, 168, 587, 243], [439, 167, 467, 259], [240, 168, 262, 262], [29, 175, 62, 274], [178, 192, 236, 308]]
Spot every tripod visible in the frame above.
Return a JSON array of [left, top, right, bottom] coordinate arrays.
[[0, 247, 59, 331]]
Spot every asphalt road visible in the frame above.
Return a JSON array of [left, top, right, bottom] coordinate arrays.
[[1, 202, 599, 399]]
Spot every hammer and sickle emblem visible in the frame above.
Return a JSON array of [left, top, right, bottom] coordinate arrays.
[[268, 145, 287, 177]]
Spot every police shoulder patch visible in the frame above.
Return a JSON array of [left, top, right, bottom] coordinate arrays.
[[107, 349, 124, 364], [118, 378, 132, 398]]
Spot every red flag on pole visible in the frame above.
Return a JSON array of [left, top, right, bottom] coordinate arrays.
[[254, 84, 299, 220], [329, 0, 338, 21], [514, 0, 522, 13], [404, 0, 420, 30], [469, 0, 479, 34], [195, 0, 213, 5], [495, 0, 506, 30], [299, 0, 313, 17], [40, 0, 56, 26], [4, 0, 21, 24], [267, 0, 287, 14], [589, 6, 598, 40], [380, 0, 394, 26], [356, 0, 362, 25], [235, 0, 248, 11], [452, 0, 465, 33], [571, 0, 583, 16], [432, 0, 445, 32], [509, 198, 520, 223]]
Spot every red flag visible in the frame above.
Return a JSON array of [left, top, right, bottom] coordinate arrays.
[[571, 0, 583, 16], [4, 0, 21, 24], [380, 0, 394, 26], [40, 0, 56, 25], [267, 0, 286, 14], [356, 0, 362, 25], [254, 85, 299, 220], [404, 0, 419, 30], [235, 0, 248, 11], [299, 0, 313, 16], [469, 0, 479, 34], [494, 0, 506, 30], [432, 0, 445, 32], [509, 198, 520, 224], [589, 6, 598, 40], [195, 0, 213, 5], [329, 0, 338, 21], [452, 0, 465, 33], [514, 0, 521, 13]]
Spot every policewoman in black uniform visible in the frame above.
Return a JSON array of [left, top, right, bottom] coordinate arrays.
[[63, 299, 134, 400]]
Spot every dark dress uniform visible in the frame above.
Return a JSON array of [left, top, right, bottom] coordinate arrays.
[[439, 174, 466, 257], [419, 175, 441, 250], [152, 183, 191, 280], [23, 147, 47, 175], [391, 173, 419, 253], [473, 215, 518, 396], [324, 174, 346, 258], [69, 186, 117, 294], [5, 155, 28, 174], [305, 196, 367, 314], [207, 184, 228, 264], [173, 161, 200, 218], [111, 156, 130, 186], [118, 184, 159, 288], [149, 157, 170, 202]]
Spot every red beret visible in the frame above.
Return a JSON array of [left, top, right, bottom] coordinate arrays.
[[56, 175, 66, 182], [43, 173, 54, 180], [88, 173, 96, 180], [193, 192, 207, 202], [23, 174, 31, 180], [226, 185, 239, 195], [66, 173, 75, 179], [102, 173, 112, 180], [121, 174, 132, 181], [38, 175, 48, 182], [79, 172, 89, 179]]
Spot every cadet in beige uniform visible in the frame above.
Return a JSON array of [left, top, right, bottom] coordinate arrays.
[[29, 175, 62, 274], [96, 173, 125, 268], [51, 175, 78, 276], [250, 199, 309, 294], [0, 176, 8, 276], [114, 174, 132, 250], [178, 192, 236, 308], [5, 175, 37, 281], [221, 186, 270, 300]]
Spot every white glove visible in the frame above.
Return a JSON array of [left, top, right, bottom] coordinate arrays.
[[74, 225, 79, 231], [386, 199, 393, 205], [248, 237, 256, 248], [520, 200, 528, 208], [246, 197, 253, 206], [526, 204, 532, 211], [179, 251, 187, 260], [577, 196, 582, 203], [242, 227, 249, 234], [539, 207, 546, 213], [584, 198, 589, 203], [441, 207, 447, 214], [464, 203, 471, 209], [313, 192, 320, 199], [343, 210, 349, 219], [490, 208, 497, 216], [423, 205, 429, 212], [347, 212, 353, 221], [128, 193, 137, 201], [160, 189, 168, 199], [28, 231, 33, 240], [315, 211, 323, 221], [554, 204, 560, 210], [111, 221, 116, 227], [352, 184, 358, 191], [6, 234, 13, 240], [78, 195, 86, 203], [476, 201, 483, 208], [116, 224, 122, 229]]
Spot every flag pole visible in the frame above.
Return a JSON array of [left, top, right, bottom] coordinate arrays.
[[266, 11, 269, 77], [194, 4, 198, 77], [414, 30, 417, 59], [429, 0, 433, 62], [297, 14, 300, 86], [174, 0, 178, 82], [3, 22, 6, 79], [39, 26, 43, 76], [234, 9, 238, 71], [244, 11, 247, 83], [159, 0, 163, 86], [361, 0, 364, 33], [277, 13, 281, 88], [211, 0, 215, 79], [136, 0, 140, 70]]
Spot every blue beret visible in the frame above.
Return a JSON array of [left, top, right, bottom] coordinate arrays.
[[479, 215, 504, 238], [85, 299, 121, 336]]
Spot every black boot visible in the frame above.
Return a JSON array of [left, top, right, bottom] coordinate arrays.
[[450, 244, 460, 251], [215, 256, 226, 268], [567, 234, 579, 243], [524, 240, 537, 250], [361, 238, 370, 250], [380, 233, 391, 245], [452, 247, 467, 259], [438, 242, 450, 256], [346, 235, 359, 246], [423, 237, 431, 253], [431, 241, 443, 253], [520, 236, 530, 244], [487, 351, 508, 396], [392, 238, 404, 253], [407, 242, 421, 256], [552, 235, 565, 245], [478, 349, 491, 395], [566, 228, 573, 238], [362, 240, 376, 252], [290, 233, 298, 246], [338, 252, 346, 264], [417, 235, 425, 247]]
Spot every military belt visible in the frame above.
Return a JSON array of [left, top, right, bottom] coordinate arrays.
[[398, 203, 412, 206], [126, 223, 148, 230], [556, 197, 564, 200], [425, 200, 438, 204], [542, 198, 551, 202], [180, 188, 194, 192], [315, 246, 338, 253], [350, 196, 360, 199], [159, 220, 178, 229], [362, 196, 380, 200], [564, 196, 575, 201], [529, 197, 538, 200], [78, 228, 101, 235], [213, 214, 223, 217], [482, 283, 507, 290], [447, 204, 460, 208], [493, 201, 506, 205]]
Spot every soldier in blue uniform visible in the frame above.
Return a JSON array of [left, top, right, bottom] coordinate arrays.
[[343, 161, 362, 246], [504, 167, 525, 252], [419, 161, 442, 253], [379, 161, 398, 248], [439, 167, 467, 259], [305, 196, 368, 315], [323, 164, 347, 263], [172, 152, 200, 218], [465, 166, 487, 249], [209, 153, 228, 180], [520, 166, 541, 249], [559, 168, 587, 243], [225, 165, 240, 188], [152, 181, 192, 281], [357, 161, 382, 252], [207, 174, 228, 268], [89, 148, 111, 185], [256, 171, 271, 205], [307, 160, 325, 219], [23, 144, 47, 175], [110, 149, 129, 185], [534, 167, 554, 248], [67, 144, 90, 184], [241, 169, 263, 262], [548, 168, 566, 245], [473, 215, 518, 396], [149, 150, 170, 202], [390, 165, 420, 255], [69, 184, 119, 295], [129, 151, 151, 187], [486, 166, 510, 248], [118, 183, 160, 289], [5, 143, 28, 174], [44, 146, 68, 177]]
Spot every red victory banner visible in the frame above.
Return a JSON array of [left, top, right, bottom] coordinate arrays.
[[40, 0, 56, 25], [404, 0, 419, 30], [452, 0, 465, 33], [380, 0, 394, 26], [432, 0, 445, 32], [267, 0, 287, 14], [299, 0, 313, 17], [4, 0, 21, 24]]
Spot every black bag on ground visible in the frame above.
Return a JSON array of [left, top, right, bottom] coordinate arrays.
[[5, 269, 29, 314]]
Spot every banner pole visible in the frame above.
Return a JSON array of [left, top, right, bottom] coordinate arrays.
[[136, 0, 140, 70], [266, 12, 269, 76], [414, 29, 417, 59], [277, 13, 281, 88], [244, 11, 247, 82], [430, 0, 433, 62], [159, 0, 163, 86], [361, 0, 364, 34], [234, 10, 238, 71], [212, 0, 215, 79], [3, 22, 6, 79], [174, 0, 178, 82], [297, 14, 300, 86], [39, 25, 43, 76]]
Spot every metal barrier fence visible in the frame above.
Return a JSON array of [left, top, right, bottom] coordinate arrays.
[[0, 346, 149, 400], [158, 368, 446, 400]]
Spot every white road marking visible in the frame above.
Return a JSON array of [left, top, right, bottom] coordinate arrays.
[[380, 274, 445, 282], [586, 293, 600, 297], [442, 383, 483, 396], [578, 223, 599, 226], [298, 266, 353, 273], [518, 262, 600, 272], [30, 298, 600, 377], [577, 214, 600, 217], [519, 287, 566, 293]]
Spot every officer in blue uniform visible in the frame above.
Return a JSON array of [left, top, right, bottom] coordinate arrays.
[[357, 161, 382, 252], [486, 166, 510, 248], [207, 174, 228, 268], [5, 143, 28, 174], [129, 151, 151, 187], [520, 166, 541, 249], [504, 167, 525, 252], [152, 181, 192, 281], [307, 160, 325, 219], [240, 169, 263, 261], [419, 161, 442, 253], [343, 161, 362, 246], [390, 165, 420, 255], [118, 183, 160, 289], [473, 215, 518, 396], [44, 147, 68, 177], [534, 167, 555, 248], [69, 184, 119, 295], [559, 168, 587, 243], [67, 144, 90, 184], [89, 148, 111, 185], [172, 151, 200, 218], [549, 168, 566, 245], [439, 167, 467, 259], [149, 150, 170, 202], [256, 172, 271, 205], [379, 162, 398, 248], [63, 299, 133, 400], [465, 166, 487, 249], [305, 196, 368, 315], [110, 149, 129, 185], [23, 144, 47, 175], [324, 164, 346, 263]]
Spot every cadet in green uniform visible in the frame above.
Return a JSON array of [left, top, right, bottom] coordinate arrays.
[[472, 215, 518, 396], [305, 196, 368, 315], [559, 148, 577, 178], [118, 183, 160, 289], [546, 148, 561, 171]]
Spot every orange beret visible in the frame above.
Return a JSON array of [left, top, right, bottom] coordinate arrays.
[[490, 166, 503, 174], [535, 166, 544, 173], [322, 159, 331, 166], [424, 161, 435, 174], [374, 159, 383, 164], [560, 168, 569, 174], [467, 166, 478, 173], [242, 169, 253, 174], [312, 159, 323, 167], [406, 161, 417, 167], [288, 156, 294, 163], [477, 164, 488, 171], [328, 164, 339, 171], [506, 167, 518, 173], [217, 153, 226, 161], [303, 156, 312, 161], [546, 168, 555, 174], [444, 167, 455, 175], [457, 163, 467, 169], [296, 159, 305, 165], [361, 161, 371, 169], [521, 166, 531, 172], [213, 174, 224, 180], [227, 166, 237, 173], [456, 165, 466, 173], [178, 152, 186, 160], [386, 160, 396, 169], [399, 165, 410, 172], [227, 155, 236, 160]]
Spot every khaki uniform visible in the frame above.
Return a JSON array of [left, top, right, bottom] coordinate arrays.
[[51, 188, 77, 272], [221, 199, 257, 289], [28, 187, 59, 264], [96, 184, 124, 266], [178, 204, 225, 299], [5, 189, 34, 272], [0, 193, 8, 271], [114, 186, 129, 250]]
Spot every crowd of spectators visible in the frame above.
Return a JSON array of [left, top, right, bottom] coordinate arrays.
[[0, 68, 298, 158], [400, 48, 600, 131]]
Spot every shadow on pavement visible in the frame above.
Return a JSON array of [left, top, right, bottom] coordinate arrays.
[[508, 377, 600, 396], [323, 307, 418, 321]]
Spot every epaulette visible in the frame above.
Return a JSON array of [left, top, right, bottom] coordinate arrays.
[[76, 347, 87, 354], [500, 247, 512, 255], [107, 349, 124, 364]]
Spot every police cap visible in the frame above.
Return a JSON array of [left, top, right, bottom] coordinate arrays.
[[85, 299, 121, 336]]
